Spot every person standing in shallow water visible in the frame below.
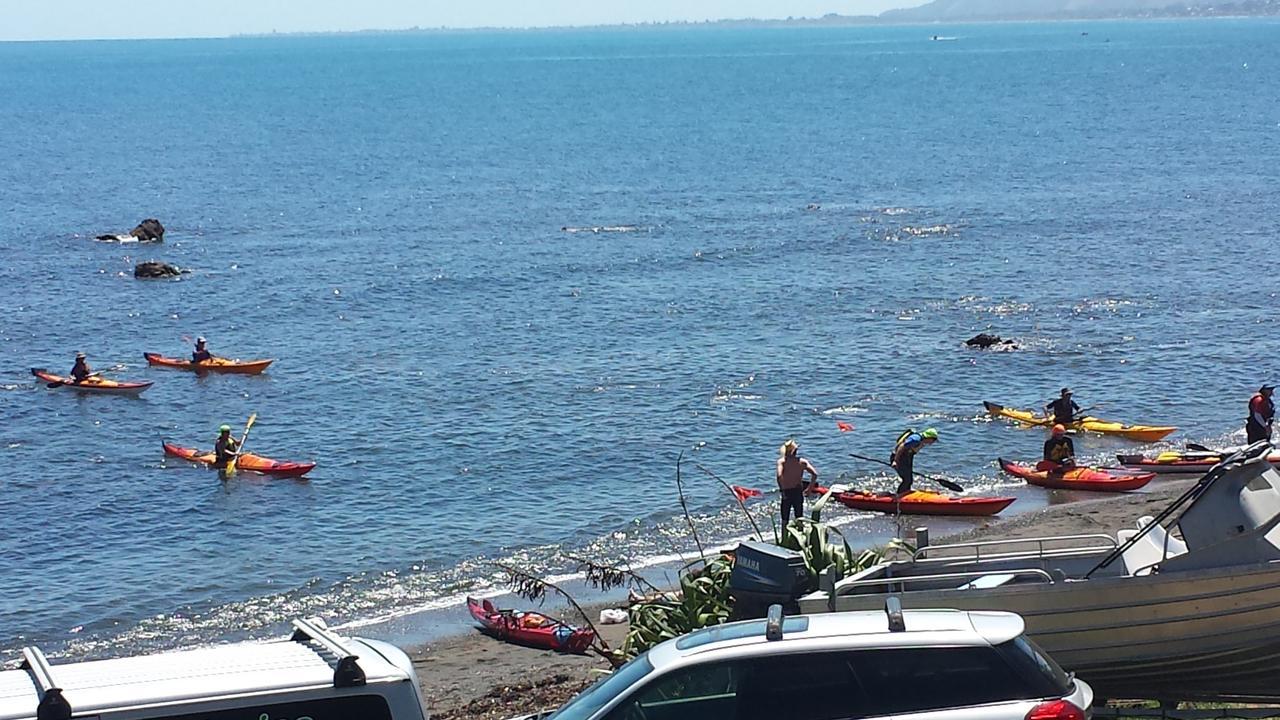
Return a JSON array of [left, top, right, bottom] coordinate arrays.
[[776, 439, 818, 527], [1247, 384, 1275, 444]]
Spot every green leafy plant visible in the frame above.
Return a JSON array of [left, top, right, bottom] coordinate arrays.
[[624, 555, 733, 656]]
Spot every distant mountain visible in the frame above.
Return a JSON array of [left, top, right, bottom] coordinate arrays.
[[882, 0, 1280, 21]]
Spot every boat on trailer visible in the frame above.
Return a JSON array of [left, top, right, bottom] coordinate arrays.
[[797, 442, 1280, 703]]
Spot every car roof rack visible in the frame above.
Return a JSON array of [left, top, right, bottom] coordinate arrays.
[[885, 597, 906, 632], [765, 604, 784, 641], [290, 618, 367, 688], [21, 646, 72, 720]]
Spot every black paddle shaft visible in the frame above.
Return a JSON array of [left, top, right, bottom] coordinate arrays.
[[848, 452, 964, 493]]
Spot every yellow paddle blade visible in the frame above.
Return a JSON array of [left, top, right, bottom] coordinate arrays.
[[227, 413, 257, 474]]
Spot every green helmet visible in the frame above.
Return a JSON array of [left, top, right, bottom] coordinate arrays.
[[921, 428, 939, 440], [219, 424, 232, 433]]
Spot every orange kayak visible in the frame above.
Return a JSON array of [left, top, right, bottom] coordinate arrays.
[[998, 458, 1154, 492], [31, 368, 152, 395], [162, 441, 315, 477], [834, 489, 1014, 516], [144, 352, 273, 375]]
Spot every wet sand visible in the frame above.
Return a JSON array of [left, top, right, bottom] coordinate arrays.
[[412, 479, 1194, 719]]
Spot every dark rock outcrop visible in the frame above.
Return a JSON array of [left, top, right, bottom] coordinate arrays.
[[134, 261, 183, 279], [130, 218, 165, 242], [965, 333, 1017, 349]]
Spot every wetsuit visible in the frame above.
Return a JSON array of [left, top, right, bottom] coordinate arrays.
[[1043, 436, 1075, 465], [1046, 397, 1081, 426], [891, 431, 924, 495], [70, 360, 92, 383], [1247, 393, 1275, 444], [214, 434, 239, 468], [192, 348, 213, 362]]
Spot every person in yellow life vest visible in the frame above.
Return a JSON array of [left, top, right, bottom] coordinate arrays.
[[1042, 424, 1076, 469], [213, 425, 240, 469], [890, 428, 938, 497]]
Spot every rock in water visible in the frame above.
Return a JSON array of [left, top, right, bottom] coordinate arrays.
[[134, 261, 182, 279], [129, 218, 165, 242], [965, 333, 1016, 349]]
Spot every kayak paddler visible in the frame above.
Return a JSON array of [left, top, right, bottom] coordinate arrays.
[[776, 439, 818, 527], [214, 424, 241, 469], [192, 337, 213, 363], [1045, 387, 1081, 426], [69, 352, 92, 383], [1247, 384, 1275, 444], [890, 428, 938, 497], [1042, 424, 1076, 468]]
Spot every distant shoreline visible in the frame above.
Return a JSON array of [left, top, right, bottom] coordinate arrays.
[[230, 10, 1278, 39], [2, 9, 1277, 44]]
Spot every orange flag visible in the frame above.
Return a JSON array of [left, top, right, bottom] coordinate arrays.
[[731, 485, 763, 501], [836, 421, 855, 432]]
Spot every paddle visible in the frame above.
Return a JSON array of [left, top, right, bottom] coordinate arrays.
[[848, 452, 964, 493], [48, 371, 103, 388], [44, 363, 125, 388], [1068, 404, 1102, 423], [225, 413, 257, 476]]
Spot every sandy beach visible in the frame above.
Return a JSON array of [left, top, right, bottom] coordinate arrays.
[[412, 479, 1195, 718]]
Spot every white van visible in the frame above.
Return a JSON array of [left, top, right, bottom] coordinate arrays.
[[0, 618, 427, 720]]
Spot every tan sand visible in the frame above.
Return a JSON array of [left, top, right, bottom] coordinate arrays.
[[412, 479, 1194, 719]]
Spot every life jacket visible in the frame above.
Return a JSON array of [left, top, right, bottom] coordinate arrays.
[[891, 429, 919, 463], [1045, 437, 1073, 463], [1250, 394, 1275, 425]]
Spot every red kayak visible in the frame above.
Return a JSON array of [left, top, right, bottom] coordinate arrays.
[[999, 458, 1155, 492], [144, 352, 273, 375], [833, 489, 1015, 517], [1117, 449, 1280, 475], [31, 368, 152, 395], [466, 597, 595, 654], [162, 441, 316, 477]]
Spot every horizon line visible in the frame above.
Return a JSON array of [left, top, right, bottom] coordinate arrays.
[[0, 10, 1269, 44]]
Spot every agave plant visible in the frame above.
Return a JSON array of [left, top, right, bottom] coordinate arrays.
[[624, 555, 733, 656]]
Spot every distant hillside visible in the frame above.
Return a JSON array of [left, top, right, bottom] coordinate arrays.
[[882, 0, 1280, 21]]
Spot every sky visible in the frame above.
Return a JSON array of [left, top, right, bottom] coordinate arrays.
[[0, 0, 927, 41]]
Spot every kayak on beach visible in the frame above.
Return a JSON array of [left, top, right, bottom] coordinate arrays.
[[832, 489, 1015, 516], [143, 352, 273, 374], [998, 458, 1155, 492], [30, 368, 153, 395], [466, 596, 595, 654], [1116, 447, 1280, 475], [983, 401, 1176, 442], [162, 441, 315, 477]]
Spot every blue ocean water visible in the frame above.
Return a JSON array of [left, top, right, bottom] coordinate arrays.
[[1, 19, 1279, 660]]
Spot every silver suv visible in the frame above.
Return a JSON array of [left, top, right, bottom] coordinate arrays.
[[540, 602, 1091, 720]]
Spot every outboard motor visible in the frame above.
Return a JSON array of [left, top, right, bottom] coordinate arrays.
[[729, 540, 809, 619]]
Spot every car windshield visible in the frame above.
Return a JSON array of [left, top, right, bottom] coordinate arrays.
[[546, 654, 654, 720]]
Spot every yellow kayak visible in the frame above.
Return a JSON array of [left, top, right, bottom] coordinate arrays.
[[983, 401, 1176, 442]]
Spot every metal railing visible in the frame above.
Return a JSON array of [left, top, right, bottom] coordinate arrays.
[[834, 567, 1055, 595], [913, 534, 1118, 563]]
